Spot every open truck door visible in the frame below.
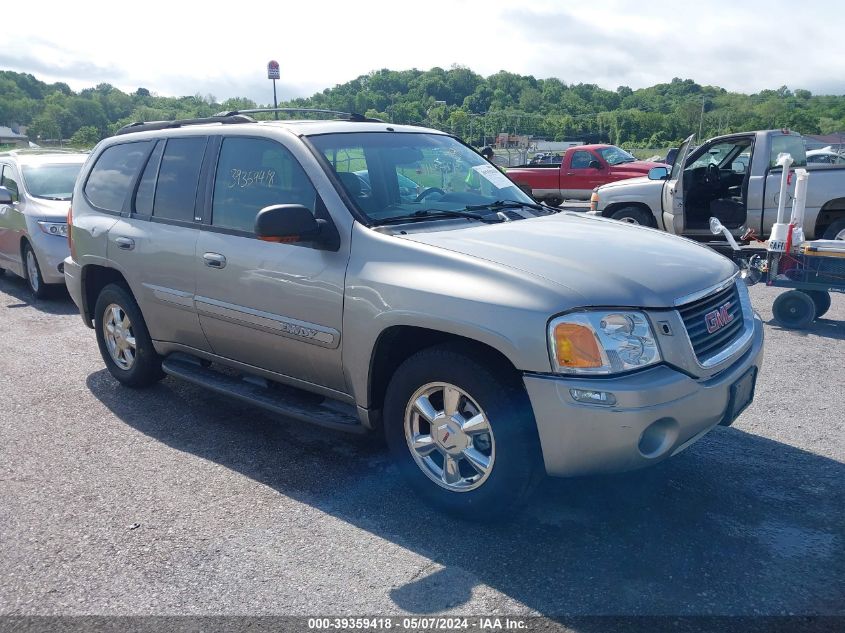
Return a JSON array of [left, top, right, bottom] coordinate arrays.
[[661, 134, 695, 235]]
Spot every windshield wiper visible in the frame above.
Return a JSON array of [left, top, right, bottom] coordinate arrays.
[[374, 208, 502, 226], [464, 200, 560, 214]]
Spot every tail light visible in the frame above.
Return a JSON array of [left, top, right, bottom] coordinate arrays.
[[67, 206, 75, 260]]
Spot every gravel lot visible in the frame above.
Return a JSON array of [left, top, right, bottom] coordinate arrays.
[[0, 272, 842, 618]]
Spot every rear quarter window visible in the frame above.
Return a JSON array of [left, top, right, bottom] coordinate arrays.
[[769, 135, 807, 168], [84, 141, 151, 213]]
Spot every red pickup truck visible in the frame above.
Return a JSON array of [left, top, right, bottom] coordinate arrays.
[[507, 144, 665, 206]]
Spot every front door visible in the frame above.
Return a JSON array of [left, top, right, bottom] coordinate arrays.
[[194, 135, 348, 394], [661, 134, 695, 234]]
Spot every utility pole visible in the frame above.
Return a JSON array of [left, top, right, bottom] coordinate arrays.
[[698, 97, 706, 140]]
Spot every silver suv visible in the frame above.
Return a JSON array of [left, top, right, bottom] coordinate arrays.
[[64, 111, 764, 518], [0, 150, 88, 297]]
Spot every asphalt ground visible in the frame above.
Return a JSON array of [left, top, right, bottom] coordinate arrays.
[[0, 271, 842, 621]]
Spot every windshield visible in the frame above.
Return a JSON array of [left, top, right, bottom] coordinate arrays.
[[309, 132, 537, 225], [21, 163, 83, 200], [597, 146, 636, 165]]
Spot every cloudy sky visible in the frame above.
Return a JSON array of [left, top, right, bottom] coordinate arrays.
[[3, 0, 843, 102]]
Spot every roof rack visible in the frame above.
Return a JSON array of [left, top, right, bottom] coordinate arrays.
[[0, 148, 86, 156], [214, 108, 384, 123], [115, 114, 256, 136]]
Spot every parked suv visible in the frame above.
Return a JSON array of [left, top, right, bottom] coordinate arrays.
[[65, 112, 764, 518], [0, 150, 88, 297]]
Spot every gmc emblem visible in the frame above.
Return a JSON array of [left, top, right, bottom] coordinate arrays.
[[705, 302, 734, 334]]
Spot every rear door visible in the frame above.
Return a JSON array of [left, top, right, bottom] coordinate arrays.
[[661, 134, 695, 234], [194, 135, 348, 393], [101, 137, 211, 352]]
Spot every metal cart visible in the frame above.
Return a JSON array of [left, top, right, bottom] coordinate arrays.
[[765, 242, 845, 329]]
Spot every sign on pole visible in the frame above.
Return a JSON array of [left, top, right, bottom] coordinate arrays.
[[267, 60, 280, 80]]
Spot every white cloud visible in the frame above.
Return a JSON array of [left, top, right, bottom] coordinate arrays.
[[3, 0, 844, 100]]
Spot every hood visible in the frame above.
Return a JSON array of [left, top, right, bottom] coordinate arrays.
[[598, 174, 655, 192], [24, 196, 71, 220], [400, 213, 736, 308], [611, 160, 663, 175]]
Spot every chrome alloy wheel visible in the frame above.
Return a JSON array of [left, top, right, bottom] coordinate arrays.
[[103, 303, 137, 370], [25, 249, 40, 293], [404, 382, 496, 492]]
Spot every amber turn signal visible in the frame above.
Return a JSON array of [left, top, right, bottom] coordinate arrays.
[[553, 323, 603, 369]]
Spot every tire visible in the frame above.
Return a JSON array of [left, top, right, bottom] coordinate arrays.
[[772, 290, 816, 329], [22, 242, 49, 299], [804, 290, 832, 319], [822, 218, 845, 240], [610, 205, 655, 227], [383, 344, 542, 521], [544, 196, 563, 207], [94, 283, 164, 388]]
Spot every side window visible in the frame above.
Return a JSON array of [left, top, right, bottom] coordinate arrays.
[[134, 140, 165, 216], [152, 137, 207, 222], [570, 151, 593, 169], [84, 141, 151, 213], [212, 137, 317, 233], [1, 164, 20, 201]]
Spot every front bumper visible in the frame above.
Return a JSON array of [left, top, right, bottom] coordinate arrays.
[[28, 229, 69, 284], [524, 312, 764, 477]]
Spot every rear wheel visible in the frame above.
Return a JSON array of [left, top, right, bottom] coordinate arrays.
[[384, 344, 542, 520], [94, 283, 164, 388], [772, 290, 816, 329], [22, 242, 49, 299], [611, 205, 654, 227], [544, 196, 563, 207], [822, 218, 845, 240], [804, 290, 832, 319]]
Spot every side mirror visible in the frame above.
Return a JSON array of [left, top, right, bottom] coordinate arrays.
[[588, 160, 602, 169], [0, 186, 13, 205], [255, 204, 325, 244], [648, 166, 669, 180]]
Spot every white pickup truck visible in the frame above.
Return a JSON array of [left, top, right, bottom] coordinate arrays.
[[589, 130, 845, 240]]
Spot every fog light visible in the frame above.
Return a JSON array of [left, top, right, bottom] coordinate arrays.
[[570, 389, 616, 406]]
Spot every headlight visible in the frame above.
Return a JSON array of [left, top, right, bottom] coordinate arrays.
[[548, 310, 661, 375], [38, 221, 68, 237], [589, 191, 599, 211]]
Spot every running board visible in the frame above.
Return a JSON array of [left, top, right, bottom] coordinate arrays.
[[161, 355, 365, 434]]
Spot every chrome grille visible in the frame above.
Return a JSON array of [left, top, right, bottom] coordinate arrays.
[[678, 282, 744, 362]]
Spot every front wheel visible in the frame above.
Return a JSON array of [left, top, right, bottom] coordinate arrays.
[[22, 242, 49, 299], [611, 205, 654, 227], [384, 344, 542, 520], [94, 283, 164, 388], [772, 290, 816, 329], [544, 196, 563, 207]]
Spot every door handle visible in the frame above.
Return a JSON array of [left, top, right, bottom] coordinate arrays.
[[203, 252, 227, 269], [566, 172, 575, 176], [115, 237, 135, 250]]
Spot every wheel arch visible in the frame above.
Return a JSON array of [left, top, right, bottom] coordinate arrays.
[[80, 264, 131, 327], [814, 198, 845, 239], [366, 326, 522, 418], [602, 201, 658, 227]]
